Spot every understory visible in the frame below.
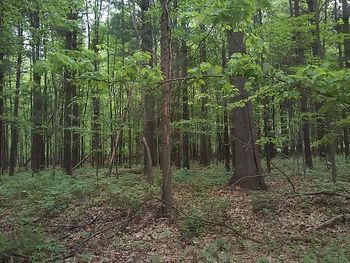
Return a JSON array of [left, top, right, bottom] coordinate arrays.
[[0, 158, 349, 263]]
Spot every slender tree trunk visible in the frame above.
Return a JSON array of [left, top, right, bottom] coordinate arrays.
[[199, 26, 210, 166], [141, 0, 156, 179], [264, 100, 272, 173], [91, 0, 102, 167], [227, 31, 266, 190], [160, 0, 172, 215], [9, 26, 23, 176], [326, 112, 337, 182], [181, 38, 190, 169], [221, 43, 230, 171], [343, 110, 349, 158], [343, 0, 350, 67], [0, 7, 5, 175], [0, 51, 4, 175], [0, 52, 4, 175]]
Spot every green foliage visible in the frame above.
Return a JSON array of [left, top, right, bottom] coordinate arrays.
[[0, 226, 65, 262], [302, 241, 350, 263], [180, 217, 205, 237], [199, 238, 233, 263]]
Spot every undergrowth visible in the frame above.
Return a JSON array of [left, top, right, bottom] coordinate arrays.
[[0, 158, 349, 262]]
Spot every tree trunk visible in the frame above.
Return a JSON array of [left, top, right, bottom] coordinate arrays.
[[160, 0, 172, 215], [181, 38, 190, 169], [343, 110, 349, 158], [63, 11, 78, 175], [295, 0, 313, 169], [199, 26, 210, 166], [30, 10, 45, 174], [9, 26, 23, 176], [0, 52, 4, 175], [326, 112, 337, 182], [343, 0, 350, 67], [141, 0, 156, 179], [91, 0, 102, 167], [227, 31, 266, 190], [221, 43, 230, 171]]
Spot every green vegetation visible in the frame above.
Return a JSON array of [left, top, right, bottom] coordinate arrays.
[[0, 159, 349, 261]]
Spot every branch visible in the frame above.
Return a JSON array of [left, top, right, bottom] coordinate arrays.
[[314, 214, 350, 230]]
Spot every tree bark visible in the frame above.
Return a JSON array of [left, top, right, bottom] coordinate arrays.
[[181, 38, 190, 169], [160, 0, 172, 215], [30, 9, 45, 174], [140, 0, 156, 179], [9, 26, 23, 176], [91, 0, 102, 168], [0, 53, 4, 175], [227, 31, 266, 190], [199, 25, 210, 166], [63, 11, 78, 175], [295, 0, 313, 169], [343, 0, 350, 67], [326, 112, 337, 182]]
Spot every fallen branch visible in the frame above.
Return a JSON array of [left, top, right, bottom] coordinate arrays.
[[271, 161, 296, 193], [314, 214, 350, 230], [289, 191, 350, 199]]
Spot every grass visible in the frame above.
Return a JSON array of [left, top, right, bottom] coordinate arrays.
[[0, 157, 349, 262]]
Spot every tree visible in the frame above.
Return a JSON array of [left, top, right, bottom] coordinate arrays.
[[140, 0, 156, 183], [63, 9, 79, 175], [199, 25, 210, 167], [30, 6, 45, 174], [160, 0, 172, 215], [9, 25, 23, 176], [227, 31, 266, 190]]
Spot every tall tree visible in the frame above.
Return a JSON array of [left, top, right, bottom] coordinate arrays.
[[63, 10, 79, 175], [0, 7, 5, 175], [181, 37, 190, 169], [342, 0, 350, 158], [30, 6, 45, 174], [294, 0, 313, 169], [140, 0, 156, 182], [199, 25, 210, 166], [227, 31, 266, 190], [9, 25, 23, 176], [160, 0, 172, 215], [91, 0, 102, 168]]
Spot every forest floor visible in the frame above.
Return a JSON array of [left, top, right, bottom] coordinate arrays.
[[0, 158, 349, 263]]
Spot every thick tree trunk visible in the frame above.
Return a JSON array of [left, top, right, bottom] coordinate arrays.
[[227, 31, 266, 190], [31, 10, 45, 174], [295, 0, 313, 169], [63, 11, 78, 175], [9, 26, 23, 176], [160, 0, 172, 215]]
